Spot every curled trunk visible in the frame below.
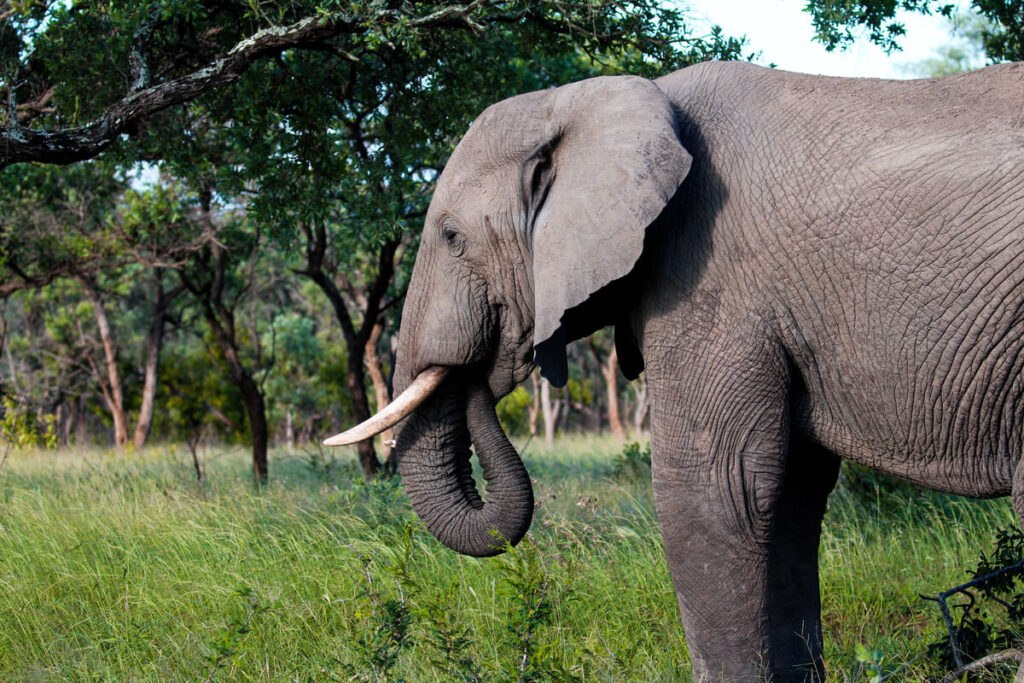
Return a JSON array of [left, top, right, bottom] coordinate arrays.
[[397, 381, 533, 557]]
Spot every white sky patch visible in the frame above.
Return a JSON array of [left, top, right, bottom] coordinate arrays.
[[681, 0, 956, 79]]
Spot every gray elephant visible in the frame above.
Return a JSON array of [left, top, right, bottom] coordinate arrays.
[[326, 61, 1024, 681]]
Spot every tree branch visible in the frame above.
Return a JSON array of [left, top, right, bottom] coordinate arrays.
[[1, 12, 357, 168], [0, 1, 540, 169], [938, 649, 1024, 683]]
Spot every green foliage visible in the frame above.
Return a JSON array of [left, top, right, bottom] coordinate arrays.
[[898, 11, 993, 77], [835, 462, 924, 518], [203, 585, 274, 682], [0, 162, 124, 288], [0, 440, 1020, 679], [926, 528, 1024, 670], [2, 0, 749, 458], [0, 395, 57, 449], [416, 581, 485, 682], [611, 441, 651, 482], [493, 536, 578, 682], [497, 386, 533, 437], [848, 643, 913, 682], [805, 0, 1024, 62], [156, 335, 249, 444], [342, 523, 418, 681]]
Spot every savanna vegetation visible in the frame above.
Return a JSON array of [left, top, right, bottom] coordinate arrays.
[[0, 440, 1021, 681], [3, 0, 1024, 680]]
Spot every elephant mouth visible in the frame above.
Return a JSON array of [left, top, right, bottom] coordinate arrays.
[[323, 366, 449, 446], [324, 362, 534, 557]]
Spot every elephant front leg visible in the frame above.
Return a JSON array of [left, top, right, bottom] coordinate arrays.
[[649, 347, 827, 681], [654, 457, 785, 682]]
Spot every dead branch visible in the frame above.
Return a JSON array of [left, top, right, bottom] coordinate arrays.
[[938, 649, 1024, 683]]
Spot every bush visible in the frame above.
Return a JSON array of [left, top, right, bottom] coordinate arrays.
[[926, 528, 1024, 671], [610, 441, 650, 481]]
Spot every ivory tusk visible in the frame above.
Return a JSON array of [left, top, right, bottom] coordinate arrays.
[[323, 366, 449, 446]]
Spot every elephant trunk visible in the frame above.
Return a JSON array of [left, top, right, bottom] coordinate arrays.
[[397, 381, 533, 557]]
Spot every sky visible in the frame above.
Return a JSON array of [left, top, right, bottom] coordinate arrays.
[[681, 0, 957, 79]]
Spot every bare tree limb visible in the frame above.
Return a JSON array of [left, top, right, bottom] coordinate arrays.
[[939, 649, 1024, 683]]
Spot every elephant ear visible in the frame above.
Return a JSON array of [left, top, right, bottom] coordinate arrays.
[[530, 76, 692, 386]]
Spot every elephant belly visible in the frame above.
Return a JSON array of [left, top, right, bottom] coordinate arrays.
[[795, 311, 1024, 498]]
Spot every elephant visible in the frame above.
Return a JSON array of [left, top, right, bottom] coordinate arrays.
[[326, 60, 1024, 681]]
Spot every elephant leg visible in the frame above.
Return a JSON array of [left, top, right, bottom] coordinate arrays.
[[649, 341, 799, 681], [1013, 454, 1024, 529], [765, 440, 841, 681]]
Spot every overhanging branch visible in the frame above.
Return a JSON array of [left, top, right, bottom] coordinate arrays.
[[0, 1, 520, 169], [1, 12, 358, 168]]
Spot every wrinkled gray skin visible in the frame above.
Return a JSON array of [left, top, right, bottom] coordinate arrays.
[[390, 61, 1024, 681]]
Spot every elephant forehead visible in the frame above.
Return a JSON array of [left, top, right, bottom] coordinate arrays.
[[439, 95, 551, 185], [433, 154, 514, 209]]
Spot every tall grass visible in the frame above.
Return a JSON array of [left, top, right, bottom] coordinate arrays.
[[0, 439, 1016, 681]]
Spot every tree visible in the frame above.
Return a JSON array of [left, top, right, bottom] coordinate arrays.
[[0, 163, 198, 448], [805, 0, 1023, 62], [897, 11, 992, 77], [1, 1, 744, 168], [176, 190, 281, 483], [2, 0, 749, 476]]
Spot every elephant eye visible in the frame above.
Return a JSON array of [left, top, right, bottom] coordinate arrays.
[[442, 226, 466, 256]]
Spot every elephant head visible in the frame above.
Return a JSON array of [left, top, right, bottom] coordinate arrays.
[[327, 75, 692, 556]]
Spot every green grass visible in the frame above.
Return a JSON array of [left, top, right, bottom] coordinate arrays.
[[0, 437, 1017, 681]]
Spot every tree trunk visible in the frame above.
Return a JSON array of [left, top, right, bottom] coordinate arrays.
[[4, 332, 18, 394], [79, 276, 129, 448], [365, 318, 394, 467], [238, 372, 269, 483], [528, 373, 540, 436], [633, 375, 649, 440], [75, 394, 90, 445], [204, 309, 269, 483], [132, 270, 172, 449], [603, 346, 625, 440], [540, 376, 557, 447], [181, 233, 270, 485], [297, 222, 403, 479], [347, 353, 380, 478]]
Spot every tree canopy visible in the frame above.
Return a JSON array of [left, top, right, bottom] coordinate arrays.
[[805, 0, 1023, 62], [1, 1, 749, 477]]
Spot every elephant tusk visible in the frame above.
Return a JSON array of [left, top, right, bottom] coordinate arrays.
[[322, 366, 449, 446]]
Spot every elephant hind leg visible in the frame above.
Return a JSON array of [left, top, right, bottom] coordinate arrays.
[[766, 440, 841, 683], [1013, 456, 1024, 528], [1011, 459, 1024, 683]]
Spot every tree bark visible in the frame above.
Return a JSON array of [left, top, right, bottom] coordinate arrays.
[[180, 229, 269, 484], [633, 374, 649, 439], [0, 14, 363, 168], [603, 346, 625, 440], [540, 376, 557, 447], [365, 317, 395, 467], [347, 354, 380, 478], [297, 221, 402, 478], [78, 275, 129, 448], [132, 269, 178, 449], [528, 373, 540, 437], [285, 405, 294, 450], [199, 296, 269, 483]]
